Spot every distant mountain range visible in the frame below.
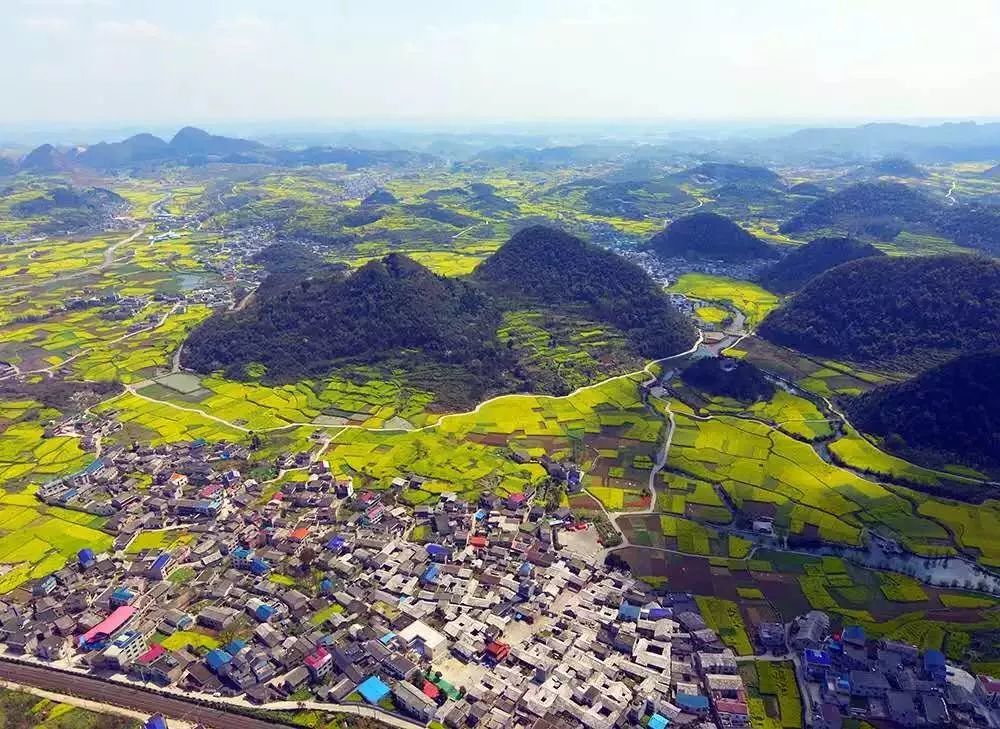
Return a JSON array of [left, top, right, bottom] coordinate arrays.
[[757, 121, 1000, 163], [10, 126, 438, 172], [6, 120, 1000, 174]]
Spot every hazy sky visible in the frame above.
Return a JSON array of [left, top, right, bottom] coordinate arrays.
[[3, 0, 1000, 126]]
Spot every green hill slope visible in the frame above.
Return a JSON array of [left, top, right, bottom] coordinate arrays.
[[846, 351, 1000, 470], [649, 212, 777, 261], [758, 237, 884, 293], [475, 225, 697, 358], [758, 254, 1000, 368]]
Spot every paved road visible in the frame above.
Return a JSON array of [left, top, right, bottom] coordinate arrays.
[[0, 661, 279, 729]]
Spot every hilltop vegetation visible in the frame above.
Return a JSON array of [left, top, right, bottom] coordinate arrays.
[[758, 236, 884, 293], [475, 225, 697, 359], [847, 351, 1000, 471], [780, 181, 934, 239], [6, 186, 127, 234], [870, 157, 927, 178], [649, 212, 777, 261], [183, 253, 504, 384], [185, 226, 695, 405], [758, 254, 1000, 368], [779, 180, 1000, 253], [680, 357, 775, 402]]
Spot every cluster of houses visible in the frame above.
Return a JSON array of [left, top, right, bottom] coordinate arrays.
[[0, 436, 742, 727], [4, 432, 999, 729], [790, 610, 1000, 727]]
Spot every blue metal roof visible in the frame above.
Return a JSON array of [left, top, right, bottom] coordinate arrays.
[[206, 649, 233, 672], [618, 603, 641, 621], [648, 713, 669, 729], [357, 675, 390, 704], [805, 649, 832, 666], [675, 693, 709, 710]]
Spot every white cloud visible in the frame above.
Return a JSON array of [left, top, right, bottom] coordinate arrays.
[[95, 18, 166, 40], [20, 0, 114, 6], [20, 15, 72, 32]]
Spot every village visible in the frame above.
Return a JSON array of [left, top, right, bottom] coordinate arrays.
[[0, 425, 994, 729]]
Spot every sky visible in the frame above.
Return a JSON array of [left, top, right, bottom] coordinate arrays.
[[3, 0, 1000, 128]]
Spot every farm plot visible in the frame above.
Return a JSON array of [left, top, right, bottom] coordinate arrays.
[[667, 409, 949, 550], [695, 595, 754, 655], [0, 418, 90, 491], [70, 304, 213, 383], [147, 373, 440, 431], [668, 274, 780, 328], [741, 662, 803, 729], [327, 427, 547, 502], [748, 390, 833, 441], [828, 426, 955, 490], [917, 498, 1000, 567], [0, 492, 111, 593], [95, 392, 245, 444], [730, 336, 893, 398]]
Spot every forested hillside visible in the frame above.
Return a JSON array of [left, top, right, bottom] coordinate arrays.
[[758, 236, 884, 293], [475, 225, 697, 358], [183, 254, 506, 384], [847, 351, 1000, 471], [649, 212, 777, 260], [758, 254, 1000, 367]]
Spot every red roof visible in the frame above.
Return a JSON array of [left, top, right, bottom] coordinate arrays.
[[290, 527, 309, 541], [469, 536, 488, 548], [78, 606, 136, 646], [715, 699, 749, 715], [137, 644, 167, 664], [508, 492, 526, 503], [199, 483, 222, 498], [485, 641, 510, 659], [422, 680, 441, 699], [304, 646, 330, 670]]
